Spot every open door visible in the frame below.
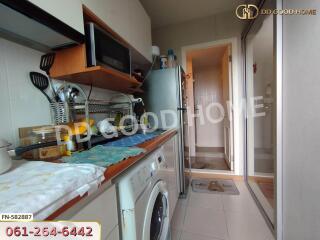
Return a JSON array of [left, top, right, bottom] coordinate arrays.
[[222, 45, 234, 170], [184, 43, 235, 172]]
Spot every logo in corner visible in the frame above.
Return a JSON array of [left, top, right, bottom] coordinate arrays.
[[236, 4, 259, 20]]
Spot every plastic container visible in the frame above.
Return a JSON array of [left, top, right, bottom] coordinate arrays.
[[19, 126, 67, 161], [160, 55, 168, 69], [167, 49, 176, 68]]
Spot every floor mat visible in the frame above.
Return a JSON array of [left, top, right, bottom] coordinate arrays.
[[191, 179, 240, 195], [190, 156, 230, 170]]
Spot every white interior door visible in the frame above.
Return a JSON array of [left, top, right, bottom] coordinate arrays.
[[223, 45, 234, 170]]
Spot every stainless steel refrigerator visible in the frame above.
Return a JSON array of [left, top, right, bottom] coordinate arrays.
[[143, 66, 190, 197]]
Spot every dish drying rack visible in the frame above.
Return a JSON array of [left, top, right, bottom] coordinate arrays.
[[87, 99, 133, 119], [50, 99, 134, 125], [50, 101, 88, 124]]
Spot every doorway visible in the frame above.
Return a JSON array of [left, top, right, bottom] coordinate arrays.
[[183, 42, 234, 172]]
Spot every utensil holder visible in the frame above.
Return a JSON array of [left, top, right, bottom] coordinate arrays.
[[50, 102, 70, 124], [50, 101, 89, 125]]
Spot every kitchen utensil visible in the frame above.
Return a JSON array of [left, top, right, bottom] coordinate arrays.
[[52, 83, 87, 124], [49, 102, 69, 124], [133, 100, 145, 123], [40, 52, 59, 102], [0, 139, 12, 174], [29, 72, 52, 103], [40, 53, 55, 74], [70, 87, 80, 101], [97, 119, 116, 134], [56, 83, 87, 103]]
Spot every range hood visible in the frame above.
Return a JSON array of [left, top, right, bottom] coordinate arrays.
[[0, 0, 84, 52]]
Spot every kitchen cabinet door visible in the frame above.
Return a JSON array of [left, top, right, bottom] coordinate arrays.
[[27, 0, 84, 34], [128, 0, 152, 62], [82, 0, 152, 62], [81, 0, 131, 44], [69, 185, 118, 239], [162, 135, 179, 220], [106, 226, 119, 240]]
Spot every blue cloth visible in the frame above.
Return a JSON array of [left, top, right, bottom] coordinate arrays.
[[104, 131, 162, 147], [62, 145, 145, 167]]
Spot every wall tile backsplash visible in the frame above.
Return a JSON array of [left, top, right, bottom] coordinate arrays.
[[0, 38, 116, 146]]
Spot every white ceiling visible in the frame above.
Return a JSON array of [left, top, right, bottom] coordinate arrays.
[[140, 0, 244, 29]]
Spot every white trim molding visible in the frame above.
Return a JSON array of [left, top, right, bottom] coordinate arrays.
[[276, 0, 283, 239], [181, 37, 244, 176]]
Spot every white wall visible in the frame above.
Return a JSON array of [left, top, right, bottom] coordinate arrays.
[[283, 0, 320, 239], [0, 38, 117, 146], [193, 63, 224, 147], [152, 11, 245, 64], [153, 11, 245, 175], [152, 10, 245, 165]]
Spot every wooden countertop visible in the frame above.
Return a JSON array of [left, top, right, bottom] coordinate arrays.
[[45, 129, 177, 220]]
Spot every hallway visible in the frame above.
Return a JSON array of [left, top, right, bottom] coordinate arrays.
[[170, 180, 274, 240]]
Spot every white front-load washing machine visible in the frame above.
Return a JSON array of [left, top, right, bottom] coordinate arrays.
[[117, 152, 170, 240]]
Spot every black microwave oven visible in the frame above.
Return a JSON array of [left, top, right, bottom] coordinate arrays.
[[85, 22, 131, 74]]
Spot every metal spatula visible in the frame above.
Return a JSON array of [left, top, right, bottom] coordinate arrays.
[[29, 72, 52, 103], [40, 52, 55, 75], [40, 53, 60, 101]]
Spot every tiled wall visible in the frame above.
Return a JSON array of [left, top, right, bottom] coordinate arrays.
[[0, 38, 116, 146]]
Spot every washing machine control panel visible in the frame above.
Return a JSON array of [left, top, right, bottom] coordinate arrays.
[[129, 161, 157, 197]]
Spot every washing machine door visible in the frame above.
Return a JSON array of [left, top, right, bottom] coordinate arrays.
[[142, 180, 169, 240]]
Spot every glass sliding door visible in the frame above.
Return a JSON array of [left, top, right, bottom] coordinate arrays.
[[244, 1, 276, 228]]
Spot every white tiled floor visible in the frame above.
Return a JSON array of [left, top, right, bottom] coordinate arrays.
[[170, 181, 274, 240]]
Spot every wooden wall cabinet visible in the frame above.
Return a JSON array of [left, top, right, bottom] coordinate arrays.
[[50, 44, 142, 94], [50, 7, 144, 94], [48, 2, 152, 94]]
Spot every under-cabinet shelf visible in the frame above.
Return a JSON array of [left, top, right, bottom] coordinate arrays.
[[51, 65, 142, 93]]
